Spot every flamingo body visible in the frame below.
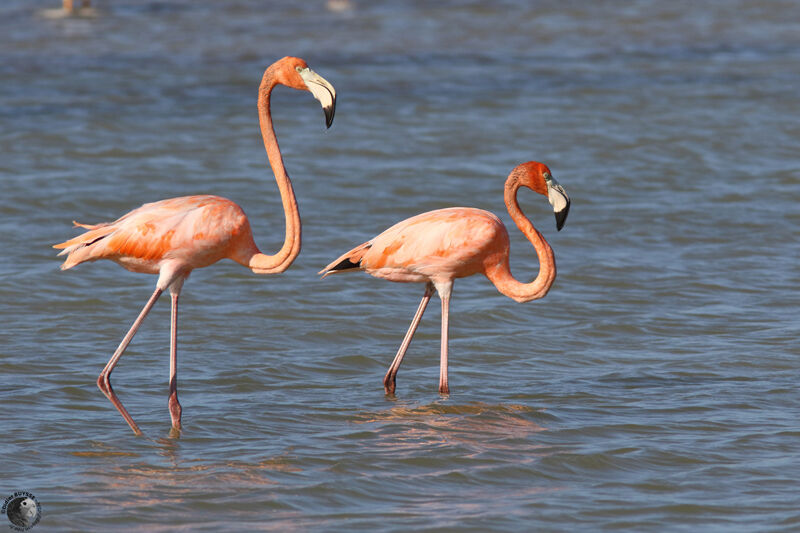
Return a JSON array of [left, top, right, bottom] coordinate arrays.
[[327, 207, 509, 285], [55, 195, 257, 276], [54, 56, 336, 435], [321, 161, 570, 395]]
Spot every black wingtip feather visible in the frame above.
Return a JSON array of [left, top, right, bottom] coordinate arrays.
[[329, 257, 361, 272]]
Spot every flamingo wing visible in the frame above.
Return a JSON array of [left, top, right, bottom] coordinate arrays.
[[320, 207, 508, 283], [54, 195, 252, 273]]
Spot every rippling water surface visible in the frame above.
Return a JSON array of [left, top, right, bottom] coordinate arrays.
[[2, 1, 799, 530]]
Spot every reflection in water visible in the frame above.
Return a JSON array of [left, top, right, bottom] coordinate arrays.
[[353, 402, 548, 457], [73, 438, 303, 513], [85, 458, 302, 512]]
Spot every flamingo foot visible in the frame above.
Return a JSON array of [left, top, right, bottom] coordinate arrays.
[[383, 372, 397, 395], [168, 393, 182, 431], [97, 373, 143, 436]]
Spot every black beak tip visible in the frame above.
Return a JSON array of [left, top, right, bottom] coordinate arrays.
[[555, 202, 570, 231], [324, 97, 336, 129]]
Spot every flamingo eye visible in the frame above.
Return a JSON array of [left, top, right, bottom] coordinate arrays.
[[295, 66, 303, 72]]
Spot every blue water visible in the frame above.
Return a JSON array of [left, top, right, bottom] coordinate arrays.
[[1, 0, 799, 530]]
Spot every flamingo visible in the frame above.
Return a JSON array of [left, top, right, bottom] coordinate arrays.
[[62, 0, 90, 13], [53, 56, 336, 435], [319, 161, 569, 395]]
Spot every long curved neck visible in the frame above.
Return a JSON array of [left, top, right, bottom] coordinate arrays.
[[484, 180, 556, 303], [247, 70, 301, 274]]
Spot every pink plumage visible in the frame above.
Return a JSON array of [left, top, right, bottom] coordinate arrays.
[[54, 57, 336, 435], [320, 161, 570, 395]]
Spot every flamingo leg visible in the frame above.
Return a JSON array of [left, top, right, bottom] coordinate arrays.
[[97, 286, 163, 435], [168, 288, 182, 431], [437, 282, 453, 395], [383, 282, 434, 394]]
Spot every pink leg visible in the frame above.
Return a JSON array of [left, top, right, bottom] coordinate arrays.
[[383, 282, 434, 394], [438, 283, 452, 395], [168, 288, 182, 431], [97, 287, 163, 435]]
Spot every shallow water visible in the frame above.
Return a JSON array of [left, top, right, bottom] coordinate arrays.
[[1, 0, 799, 531]]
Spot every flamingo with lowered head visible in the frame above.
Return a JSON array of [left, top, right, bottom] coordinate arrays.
[[319, 161, 569, 395], [54, 56, 336, 435]]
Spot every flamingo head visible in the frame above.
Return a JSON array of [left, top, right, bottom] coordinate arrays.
[[270, 56, 337, 128], [512, 161, 570, 231]]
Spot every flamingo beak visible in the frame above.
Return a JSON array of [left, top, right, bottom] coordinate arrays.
[[547, 179, 570, 231], [299, 68, 336, 128]]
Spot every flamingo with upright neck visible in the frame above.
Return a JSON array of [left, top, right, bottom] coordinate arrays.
[[54, 56, 336, 435], [320, 161, 570, 395]]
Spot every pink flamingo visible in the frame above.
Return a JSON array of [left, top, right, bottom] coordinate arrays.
[[320, 161, 569, 395], [62, 0, 90, 12], [54, 56, 336, 435]]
